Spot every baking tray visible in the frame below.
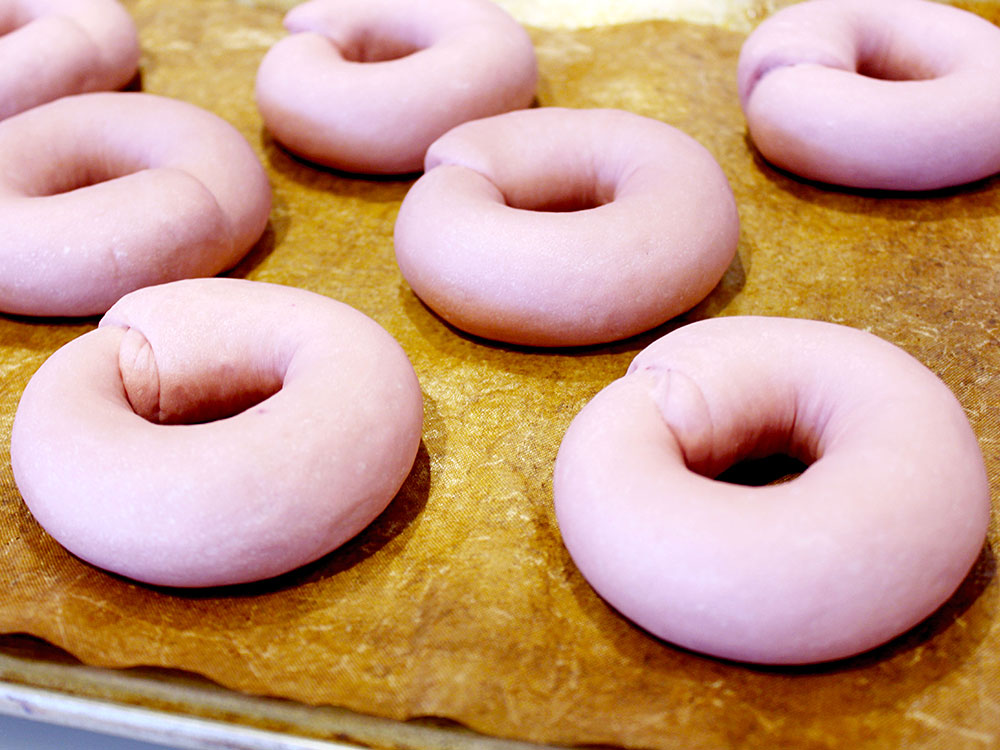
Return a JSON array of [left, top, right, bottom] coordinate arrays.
[[2, 1, 1000, 748]]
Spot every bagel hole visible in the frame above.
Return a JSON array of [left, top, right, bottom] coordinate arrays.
[[155, 382, 284, 426], [126, 378, 285, 426], [506, 181, 614, 213], [855, 60, 936, 81], [529, 194, 608, 212], [854, 48, 940, 81], [715, 454, 809, 487], [118, 329, 286, 426], [338, 29, 424, 62], [0, 6, 31, 36], [28, 158, 144, 197], [0, 18, 23, 35]]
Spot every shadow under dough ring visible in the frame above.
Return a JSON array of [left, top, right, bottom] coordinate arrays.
[[738, 0, 1000, 190], [0, 0, 139, 120], [11, 278, 424, 588], [255, 0, 537, 174], [0, 92, 272, 317], [394, 108, 739, 347], [553, 316, 990, 664]]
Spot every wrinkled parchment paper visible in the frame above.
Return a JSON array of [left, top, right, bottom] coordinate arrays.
[[2, 1, 1000, 748]]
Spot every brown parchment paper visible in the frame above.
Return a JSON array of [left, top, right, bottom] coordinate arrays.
[[2, 1, 1000, 748]]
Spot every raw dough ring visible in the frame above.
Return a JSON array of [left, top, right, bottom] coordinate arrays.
[[0, 0, 140, 120], [394, 108, 740, 347], [255, 0, 537, 174], [0, 92, 272, 317], [737, 0, 1000, 190], [11, 278, 424, 588], [553, 316, 990, 664]]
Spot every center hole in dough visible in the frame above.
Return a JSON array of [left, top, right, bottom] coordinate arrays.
[[127, 374, 284, 426], [528, 194, 608, 213], [339, 29, 423, 63], [855, 53, 939, 81], [0, 10, 29, 37], [157, 382, 284, 426], [47, 168, 119, 195], [30, 157, 144, 197], [507, 180, 614, 213], [714, 454, 809, 486], [119, 327, 286, 426]]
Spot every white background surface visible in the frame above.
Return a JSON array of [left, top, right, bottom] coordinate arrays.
[[0, 714, 176, 750]]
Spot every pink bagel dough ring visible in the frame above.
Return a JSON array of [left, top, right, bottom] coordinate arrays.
[[0, 0, 139, 120], [255, 0, 538, 174], [553, 316, 990, 664], [0, 92, 271, 317], [11, 277, 424, 588], [394, 108, 740, 347], [737, 0, 1000, 191]]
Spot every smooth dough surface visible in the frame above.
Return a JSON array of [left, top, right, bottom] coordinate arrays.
[[553, 315, 990, 664], [255, 0, 538, 173], [11, 278, 424, 588], [0, 0, 140, 120], [394, 107, 739, 347], [0, 92, 271, 317], [738, 0, 1000, 190]]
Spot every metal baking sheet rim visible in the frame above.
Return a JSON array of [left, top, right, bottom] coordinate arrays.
[[0, 636, 546, 750]]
